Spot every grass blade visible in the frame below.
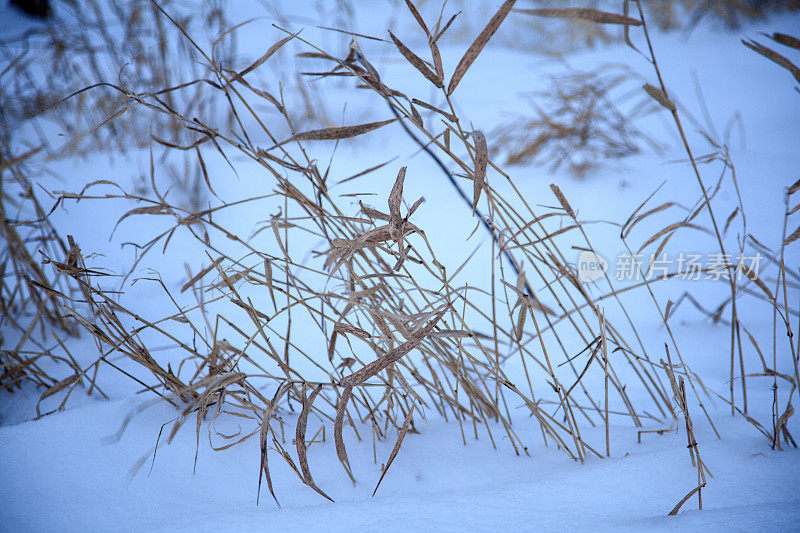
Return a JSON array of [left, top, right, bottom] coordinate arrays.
[[448, 0, 516, 95]]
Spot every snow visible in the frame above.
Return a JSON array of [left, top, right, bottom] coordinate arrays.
[[2, 394, 798, 531], [2, 1, 799, 531]]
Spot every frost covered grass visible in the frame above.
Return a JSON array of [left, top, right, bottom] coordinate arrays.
[[1, 0, 799, 527]]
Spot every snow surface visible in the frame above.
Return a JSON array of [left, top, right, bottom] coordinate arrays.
[[2, 1, 799, 531]]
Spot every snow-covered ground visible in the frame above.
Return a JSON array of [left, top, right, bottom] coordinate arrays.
[[1, 394, 798, 531], [1, 1, 799, 531]]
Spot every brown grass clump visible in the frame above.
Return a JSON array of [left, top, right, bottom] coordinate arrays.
[[0, 145, 82, 398], [0, 0, 236, 156], [491, 65, 659, 177], [0, 0, 238, 402], [409, 1, 799, 56], [2, 0, 798, 516]]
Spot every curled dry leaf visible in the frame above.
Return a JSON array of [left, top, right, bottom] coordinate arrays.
[[291, 118, 399, 143], [342, 307, 447, 387], [784, 225, 800, 246], [389, 166, 407, 241], [472, 130, 488, 214], [515, 303, 528, 342], [258, 382, 291, 507], [328, 330, 338, 362], [515, 7, 642, 26], [637, 222, 708, 254], [788, 178, 800, 196], [296, 384, 334, 502], [669, 486, 704, 516], [771, 33, 800, 51], [434, 11, 460, 43], [448, 0, 516, 95], [643, 83, 677, 112], [36, 374, 80, 415], [429, 37, 444, 81], [404, 0, 430, 37], [264, 259, 277, 310], [407, 197, 425, 217], [114, 205, 171, 232], [325, 222, 423, 273], [429, 329, 472, 339], [334, 307, 446, 484], [549, 184, 575, 219], [232, 34, 294, 81], [334, 384, 356, 483], [743, 39, 800, 84], [411, 98, 456, 123], [410, 104, 423, 127], [360, 202, 391, 221], [329, 323, 373, 361], [623, 202, 678, 240], [389, 31, 443, 88], [334, 322, 373, 339], [724, 207, 739, 235], [736, 263, 774, 300], [181, 257, 223, 293], [372, 403, 415, 496]]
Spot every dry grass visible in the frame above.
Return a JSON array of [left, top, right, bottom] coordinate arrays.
[[0, 145, 82, 397], [1, 0, 798, 515], [1, 0, 238, 398], [491, 65, 659, 178], [0, 0, 235, 156], [414, 0, 799, 56]]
